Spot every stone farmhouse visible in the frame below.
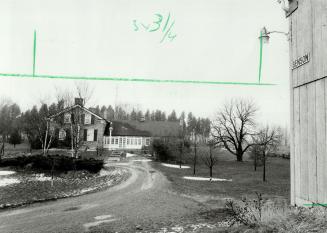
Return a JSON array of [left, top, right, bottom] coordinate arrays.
[[48, 98, 180, 151]]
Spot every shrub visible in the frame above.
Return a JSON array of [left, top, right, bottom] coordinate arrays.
[[0, 154, 104, 173], [151, 139, 173, 161], [225, 194, 327, 233], [151, 138, 191, 162], [226, 193, 265, 228]]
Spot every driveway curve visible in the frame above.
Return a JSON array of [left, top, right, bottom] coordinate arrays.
[[0, 159, 206, 233]]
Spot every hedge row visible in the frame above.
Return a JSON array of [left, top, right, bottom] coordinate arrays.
[[0, 154, 104, 173]]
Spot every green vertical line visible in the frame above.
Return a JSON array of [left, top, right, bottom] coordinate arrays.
[[33, 30, 36, 77], [258, 31, 263, 83]]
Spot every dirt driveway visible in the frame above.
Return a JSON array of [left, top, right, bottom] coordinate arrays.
[[0, 158, 227, 233]]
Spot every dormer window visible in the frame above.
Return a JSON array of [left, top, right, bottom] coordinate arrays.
[[85, 113, 91, 124], [64, 113, 71, 123]]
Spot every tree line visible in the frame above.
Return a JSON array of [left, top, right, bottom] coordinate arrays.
[[0, 97, 211, 155]]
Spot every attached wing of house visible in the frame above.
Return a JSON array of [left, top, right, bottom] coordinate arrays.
[[103, 120, 180, 150]]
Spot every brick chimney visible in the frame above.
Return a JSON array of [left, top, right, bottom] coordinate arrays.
[[74, 98, 84, 106]]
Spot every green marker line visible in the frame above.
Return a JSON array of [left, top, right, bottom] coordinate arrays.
[[0, 72, 276, 86], [33, 30, 36, 76], [258, 31, 263, 83], [303, 203, 327, 207]]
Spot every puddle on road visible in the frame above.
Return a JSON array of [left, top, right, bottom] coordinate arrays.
[[63, 206, 81, 212], [63, 203, 98, 212]]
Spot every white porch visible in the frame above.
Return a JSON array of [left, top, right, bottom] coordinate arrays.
[[103, 136, 150, 150]]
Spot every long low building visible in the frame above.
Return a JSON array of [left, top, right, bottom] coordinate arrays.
[[103, 121, 151, 150], [103, 120, 180, 150]]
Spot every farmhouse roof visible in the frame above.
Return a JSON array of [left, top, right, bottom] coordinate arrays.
[[110, 120, 180, 137], [106, 121, 151, 137], [48, 104, 110, 122]]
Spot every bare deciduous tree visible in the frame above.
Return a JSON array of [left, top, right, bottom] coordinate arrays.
[[203, 140, 218, 180], [75, 81, 94, 106], [212, 98, 257, 162], [55, 86, 74, 108], [252, 126, 281, 182]]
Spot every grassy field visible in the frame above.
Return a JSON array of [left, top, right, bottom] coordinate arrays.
[[152, 148, 290, 207]]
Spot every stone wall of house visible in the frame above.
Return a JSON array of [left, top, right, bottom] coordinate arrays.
[[82, 118, 107, 149], [50, 116, 107, 150]]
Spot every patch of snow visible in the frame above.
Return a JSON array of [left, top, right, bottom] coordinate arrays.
[[126, 153, 137, 157], [94, 215, 113, 220], [80, 187, 97, 194], [132, 159, 152, 162], [183, 176, 232, 182], [0, 178, 20, 187], [0, 171, 16, 176], [99, 168, 125, 177], [171, 226, 184, 232], [162, 163, 190, 169], [190, 223, 216, 230], [32, 174, 52, 181], [83, 219, 116, 231], [84, 215, 116, 231]]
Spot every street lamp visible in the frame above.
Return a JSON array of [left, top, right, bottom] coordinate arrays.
[[258, 27, 289, 43]]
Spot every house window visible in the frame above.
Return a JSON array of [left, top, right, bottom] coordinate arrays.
[[127, 138, 130, 145], [84, 113, 91, 124], [83, 129, 87, 141], [111, 138, 115, 144], [115, 138, 118, 144], [87, 129, 94, 141], [91, 115, 95, 124], [138, 138, 141, 145], [94, 129, 98, 142], [145, 138, 150, 146], [59, 129, 66, 140], [64, 113, 71, 123]]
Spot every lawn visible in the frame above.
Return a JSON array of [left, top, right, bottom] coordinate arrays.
[[152, 149, 290, 207]]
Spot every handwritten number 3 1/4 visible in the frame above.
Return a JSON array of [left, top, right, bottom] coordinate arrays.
[[149, 14, 163, 32], [133, 13, 177, 43]]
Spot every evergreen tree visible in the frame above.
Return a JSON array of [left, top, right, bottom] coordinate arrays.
[[9, 129, 21, 148], [168, 110, 177, 121], [144, 110, 150, 121]]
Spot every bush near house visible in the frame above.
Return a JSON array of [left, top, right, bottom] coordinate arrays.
[[0, 154, 104, 173], [151, 138, 191, 162]]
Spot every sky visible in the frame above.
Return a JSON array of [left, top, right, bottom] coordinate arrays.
[[0, 0, 290, 126]]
